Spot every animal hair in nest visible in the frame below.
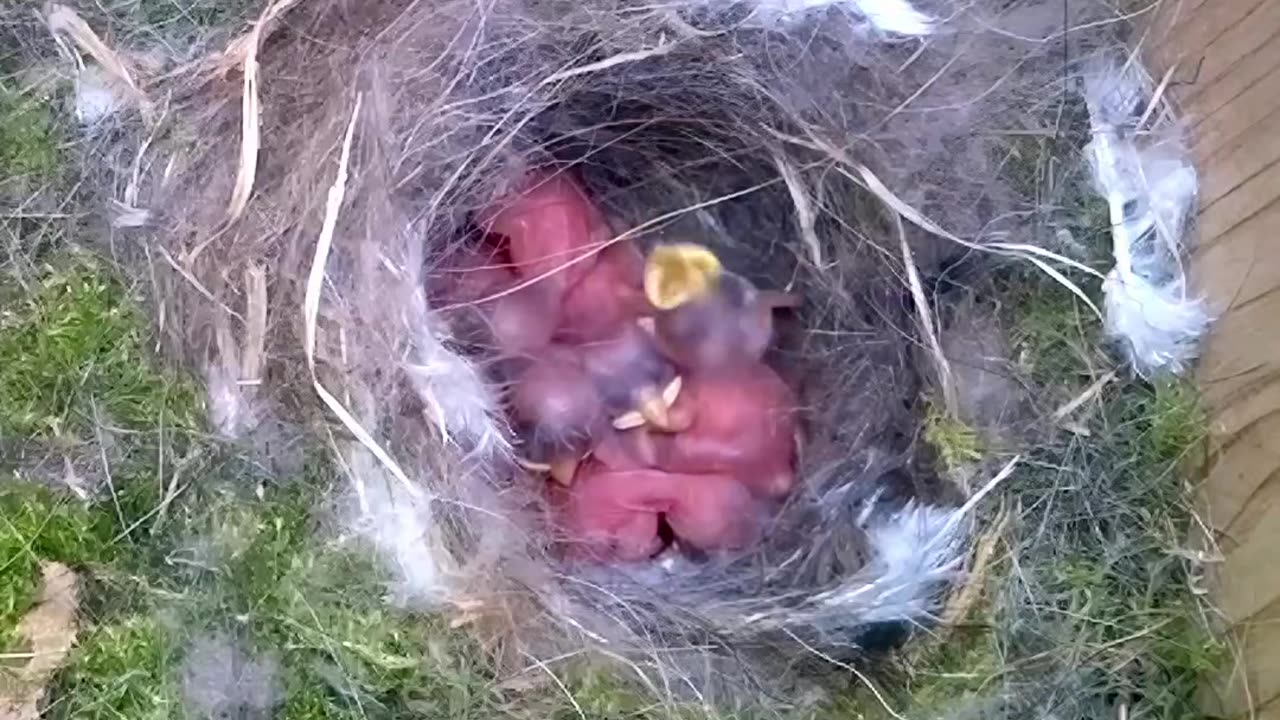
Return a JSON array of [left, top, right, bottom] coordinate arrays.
[[115, 0, 1123, 706]]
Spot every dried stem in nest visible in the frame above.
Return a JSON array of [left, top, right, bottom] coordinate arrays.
[[101, 0, 1140, 707]]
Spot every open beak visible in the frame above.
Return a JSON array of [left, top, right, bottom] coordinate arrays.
[[643, 243, 723, 310], [635, 385, 671, 429], [548, 456, 580, 486], [612, 376, 683, 431], [515, 454, 581, 486]]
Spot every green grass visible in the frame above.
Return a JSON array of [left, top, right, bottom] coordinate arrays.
[[0, 257, 656, 719], [0, 259, 192, 649], [50, 615, 179, 720], [0, 486, 114, 649], [0, 88, 60, 180], [839, 270, 1215, 720], [989, 271, 1216, 720], [119, 0, 258, 37], [835, 628, 1002, 720], [0, 261, 201, 440]]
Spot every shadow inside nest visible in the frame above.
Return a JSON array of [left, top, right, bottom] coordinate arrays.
[[428, 87, 972, 665]]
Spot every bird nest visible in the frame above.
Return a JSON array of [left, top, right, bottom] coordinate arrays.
[[91, 0, 1135, 708]]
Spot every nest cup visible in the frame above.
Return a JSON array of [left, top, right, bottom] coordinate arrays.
[[123, 0, 1120, 706]]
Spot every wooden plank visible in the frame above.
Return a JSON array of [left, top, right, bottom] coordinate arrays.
[[1204, 376, 1280, 458], [1243, 695, 1280, 720], [1198, 290, 1280, 407], [1164, 2, 1280, 717], [1181, 5, 1280, 156], [1156, 0, 1268, 74], [1199, 153, 1280, 242], [1196, 294, 1280, 535], [1217, 496, 1280, 623], [1198, 414, 1280, 541], [1199, 108, 1280, 206], [1143, 0, 1213, 48], [1182, 28, 1280, 126], [1201, 595, 1280, 718], [1187, 82, 1280, 167], [1192, 197, 1280, 313], [1224, 466, 1280, 552], [1196, 0, 1280, 85]]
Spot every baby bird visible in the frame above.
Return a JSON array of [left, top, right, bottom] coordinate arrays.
[[509, 329, 679, 484], [643, 243, 799, 371], [578, 324, 678, 429], [507, 347, 607, 485], [642, 363, 799, 500], [556, 460, 764, 562], [436, 244, 562, 353], [479, 172, 681, 437], [480, 172, 609, 295], [557, 241, 651, 344]]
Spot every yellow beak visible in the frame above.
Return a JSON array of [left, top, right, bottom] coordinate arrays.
[[643, 243, 723, 310]]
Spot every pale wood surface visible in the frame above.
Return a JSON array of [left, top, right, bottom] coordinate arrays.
[[1147, 0, 1280, 716]]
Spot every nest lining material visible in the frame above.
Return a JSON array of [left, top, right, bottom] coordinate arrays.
[[81, 0, 1157, 705]]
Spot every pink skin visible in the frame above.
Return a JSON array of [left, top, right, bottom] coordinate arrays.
[[471, 171, 800, 558], [557, 461, 764, 561], [476, 173, 653, 352], [436, 245, 561, 352], [653, 298, 772, 371], [508, 347, 607, 460], [488, 281, 562, 353], [643, 364, 798, 499], [436, 245, 513, 303], [480, 172, 612, 297], [557, 242, 651, 344]]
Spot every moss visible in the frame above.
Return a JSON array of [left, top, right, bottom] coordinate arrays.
[[263, 548, 502, 719], [992, 261, 1214, 719], [0, 89, 60, 179], [0, 260, 201, 439], [923, 403, 982, 473]]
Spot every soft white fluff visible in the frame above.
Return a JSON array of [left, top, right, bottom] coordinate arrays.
[[727, 0, 935, 35], [341, 447, 454, 608], [206, 364, 252, 439], [73, 64, 125, 125], [817, 502, 966, 623], [1084, 61, 1210, 377]]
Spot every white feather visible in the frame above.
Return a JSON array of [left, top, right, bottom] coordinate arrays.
[[342, 447, 454, 608], [717, 0, 935, 35], [817, 502, 965, 623], [74, 64, 125, 125], [1084, 61, 1210, 377], [206, 365, 252, 439]]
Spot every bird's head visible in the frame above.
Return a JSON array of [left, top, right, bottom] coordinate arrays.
[[643, 243, 723, 311]]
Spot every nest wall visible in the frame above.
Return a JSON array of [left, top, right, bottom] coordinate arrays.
[[111, 0, 1129, 706]]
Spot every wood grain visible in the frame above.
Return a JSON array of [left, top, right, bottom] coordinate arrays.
[[1163, 0, 1280, 715]]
